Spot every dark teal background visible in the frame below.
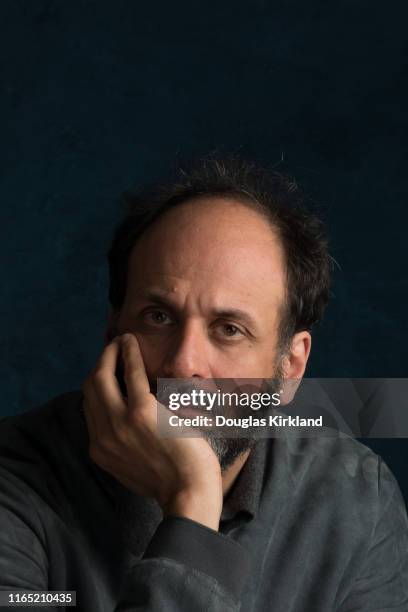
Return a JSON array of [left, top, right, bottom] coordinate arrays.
[[1, 1, 407, 498]]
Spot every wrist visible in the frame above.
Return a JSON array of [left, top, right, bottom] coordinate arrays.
[[163, 485, 223, 531]]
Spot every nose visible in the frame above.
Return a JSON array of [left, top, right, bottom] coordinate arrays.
[[162, 319, 211, 378]]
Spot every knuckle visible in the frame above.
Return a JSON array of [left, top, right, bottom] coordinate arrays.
[[127, 405, 150, 430]]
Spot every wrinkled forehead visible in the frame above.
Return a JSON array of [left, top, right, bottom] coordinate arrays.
[[125, 197, 287, 315]]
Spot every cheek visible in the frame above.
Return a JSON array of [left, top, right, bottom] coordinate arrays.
[[116, 312, 168, 365], [133, 334, 166, 374], [211, 343, 273, 378]]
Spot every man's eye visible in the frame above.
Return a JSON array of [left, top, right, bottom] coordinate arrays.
[[219, 323, 243, 338], [144, 310, 172, 325]]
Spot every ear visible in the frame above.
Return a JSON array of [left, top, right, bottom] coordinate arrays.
[[104, 309, 120, 345], [281, 331, 312, 380]]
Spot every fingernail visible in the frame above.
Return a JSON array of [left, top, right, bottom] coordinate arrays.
[[121, 333, 133, 343]]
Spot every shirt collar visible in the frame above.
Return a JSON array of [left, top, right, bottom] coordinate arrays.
[[221, 438, 271, 523]]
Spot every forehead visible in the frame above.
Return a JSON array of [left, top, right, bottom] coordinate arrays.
[[126, 197, 286, 310]]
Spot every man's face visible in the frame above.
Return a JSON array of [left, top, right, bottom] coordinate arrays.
[[112, 196, 286, 378], [108, 196, 288, 468]]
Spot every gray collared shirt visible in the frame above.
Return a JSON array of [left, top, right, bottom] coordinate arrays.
[[0, 390, 407, 611]]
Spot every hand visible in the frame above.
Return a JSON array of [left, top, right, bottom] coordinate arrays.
[[82, 333, 223, 530]]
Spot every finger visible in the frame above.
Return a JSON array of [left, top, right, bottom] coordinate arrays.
[[82, 374, 112, 438], [120, 333, 151, 406], [82, 393, 113, 470], [92, 338, 126, 416], [82, 396, 97, 444]]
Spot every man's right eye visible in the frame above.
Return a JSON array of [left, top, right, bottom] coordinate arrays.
[[143, 310, 173, 325]]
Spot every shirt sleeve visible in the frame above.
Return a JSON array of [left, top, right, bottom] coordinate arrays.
[[0, 467, 55, 612], [0, 460, 250, 612], [337, 458, 408, 611], [115, 515, 250, 612]]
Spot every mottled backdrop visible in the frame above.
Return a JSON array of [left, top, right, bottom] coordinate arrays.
[[1, 1, 407, 498]]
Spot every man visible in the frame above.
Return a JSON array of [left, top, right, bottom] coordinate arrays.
[[0, 155, 407, 611]]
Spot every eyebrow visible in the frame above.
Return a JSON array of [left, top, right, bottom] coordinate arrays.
[[135, 289, 259, 331]]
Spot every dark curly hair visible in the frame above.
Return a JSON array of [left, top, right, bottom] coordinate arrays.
[[108, 154, 332, 351]]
